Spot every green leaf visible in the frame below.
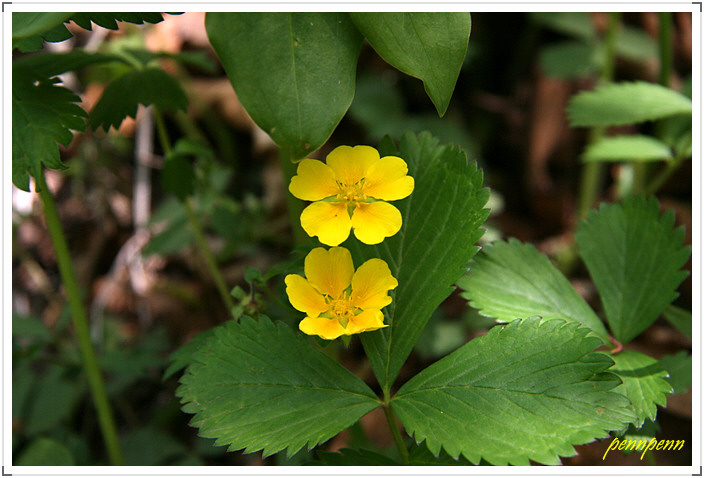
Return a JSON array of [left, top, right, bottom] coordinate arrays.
[[163, 328, 216, 381], [90, 68, 188, 131], [568, 81, 692, 127], [12, 13, 73, 46], [123, 427, 187, 465], [539, 41, 600, 79], [408, 442, 474, 465], [205, 13, 363, 159], [310, 448, 398, 465], [349, 13, 471, 116], [658, 351, 692, 395], [13, 50, 127, 80], [12, 72, 87, 191], [162, 156, 195, 201], [392, 318, 635, 465], [142, 215, 193, 256], [16, 437, 75, 466], [23, 365, 83, 436], [663, 304, 692, 339], [70, 12, 164, 31], [458, 238, 610, 343], [609, 350, 671, 427], [347, 132, 489, 391], [177, 316, 380, 457], [583, 135, 674, 162], [616, 26, 658, 62], [575, 196, 690, 343], [530, 12, 597, 40]]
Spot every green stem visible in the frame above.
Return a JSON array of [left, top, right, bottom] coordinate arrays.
[[382, 403, 409, 465], [152, 106, 235, 315], [645, 153, 686, 194], [37, 171, 124, 466], [658, 12, 673, 87], [279, 149, 311, 247], [577, 13, 620, 217]]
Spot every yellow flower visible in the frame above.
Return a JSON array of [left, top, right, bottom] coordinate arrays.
[[285, 247, 398, 340], [289, 145, 414, 246]]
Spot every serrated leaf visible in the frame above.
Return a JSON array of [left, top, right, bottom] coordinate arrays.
[[347, 132, 489, 392], [349, 13, 471, 116], [310, 448, 398, 466], [568, 81, 692, 127], [539, 41, 600, 79], [177, 316, 380, 457], [609, 350, 671, 427], [575, 196, 690, 343], [663, 304, 692, 339], [458, 238, 610, 343], [205, 13, 362, 159], [163, 328, 216, 381], [392, 318, 635, 466], [16, 437, 75, 466], [658, 351, 692, 395], [12, 72, 87, 191], [90, 68, 187, 130], [70, 12, 164, 31], [583, 134, 673, 162], [408, 442, 474, 465], [12, 12, 73, 41]]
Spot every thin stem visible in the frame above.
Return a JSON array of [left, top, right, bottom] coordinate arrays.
[[645, 153, 686, 194], [382, 403, 409, 465], [37, 170, 124, 466], [152, 106, 236, 315], [279, 149, 311, 247], [577, 13, 620, 217], [658, 12, 673, 87]]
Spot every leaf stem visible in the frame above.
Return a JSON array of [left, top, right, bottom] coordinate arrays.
[[37, 170, 124, 466], [577, 12, 620, 217], [658, 12, 673, 87], [382, 402, 409, 465], [152, 105, 236, 315], [645, 152, 686, 195]]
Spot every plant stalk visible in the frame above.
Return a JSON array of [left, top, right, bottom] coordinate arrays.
[[658, 12, 673, 87], [577, 12, 620, 217], [153, 106, 236, 315], [382, 403, 409, 465], [37, 170, 124, 465]]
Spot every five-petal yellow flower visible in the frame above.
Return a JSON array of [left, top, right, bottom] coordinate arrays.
[[289, 145, 414, 246], [285, 247, 398, 340]]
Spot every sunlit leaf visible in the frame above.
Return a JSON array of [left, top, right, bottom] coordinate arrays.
[[583, 135, 673, 162]]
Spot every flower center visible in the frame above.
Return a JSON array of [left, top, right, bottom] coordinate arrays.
[[323, 292, 358, 328], [336, 180, 366, 203]]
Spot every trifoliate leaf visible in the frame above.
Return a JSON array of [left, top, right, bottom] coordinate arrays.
[[583, 135, 673, 162], [576, 195, 690, 343], [663, 304, 692, 339], [349, 13, 471, 116], [568, 82, 692, 127], [392, 318, 635, 465], [310, 448, 398, 466], [177, 316, 380, 457], [609, 350, 671, 427], [348, 132, 490, 392], [89, 68, 188, 131], [458, 238, 610, 343], [658, 351, 692, 395], [12, 71, 87, 191], [205, 13, 363, 160]]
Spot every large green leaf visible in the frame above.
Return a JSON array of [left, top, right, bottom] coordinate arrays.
[[177, 316, 380, 457], [392, 318, 635, 465], [347, 132, 489, 392], [458, 238, 610, 343], [568, 81, 692, 127], [609, 350, 671, 427], [583, 135, 673, 162], [663, 304, 692, 339], [89, 68, 188, 131], [349, 13, 471, 116], [658, 351, 692, 395], [12, 71, 87, 191], [205, 13, 362, 159], [575, 196, 690, 343], [12, 12, 72, 41]]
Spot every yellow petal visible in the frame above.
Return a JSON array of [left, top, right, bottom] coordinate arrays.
[[326, 145, 380, 186], [346, 309, 388, 335], [362, 155, 414, 201], [289, 159, 339, 201], [284, 274, 328, 317], [350, 258, 398, 310], [304, 246, 354, 298], [299, 316, 347, 340], [350, 201, 402, 245], [300, 201, 352, 247]]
